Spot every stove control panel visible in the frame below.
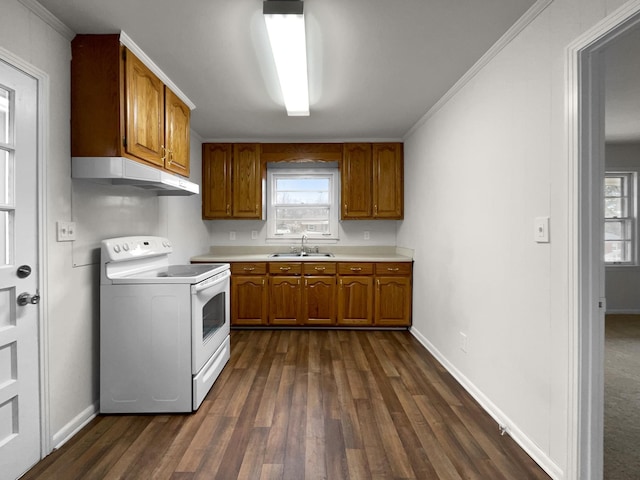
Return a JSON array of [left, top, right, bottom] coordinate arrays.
[[102, 236, 172, 262]]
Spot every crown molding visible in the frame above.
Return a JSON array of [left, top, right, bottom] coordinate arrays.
[[18, 0, 75, 40], [404, 0, 554, 140]]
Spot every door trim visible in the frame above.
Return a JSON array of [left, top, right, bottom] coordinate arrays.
[[0, 47, 51, 458], [566, 2, 640, 478]]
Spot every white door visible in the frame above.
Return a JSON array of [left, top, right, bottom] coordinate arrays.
[[0, 60, 40, 479]]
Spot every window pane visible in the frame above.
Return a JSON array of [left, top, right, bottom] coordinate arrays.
[[276, 191, 329, 204], [0, 210, 11, 266], [604, 198, 624, 218], [0, 87, 10, 144], [276, 178, 329, 191], [605, 240, 631, 263], [605, 221, 624, 240], [604, 177, 622, 197], [0, 149, 10, 206]]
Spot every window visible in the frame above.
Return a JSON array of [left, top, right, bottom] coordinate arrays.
[[604, 172, 637, 265], [266, 164, 339, 240]]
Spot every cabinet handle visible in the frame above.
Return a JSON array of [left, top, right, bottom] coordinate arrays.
[[387, 267, 399, 272], [161, 145, 167, 161], [374, 204, 378, 215], [280, 266, 291, 271], [243, 267, 255, 271], [226, 204, 231, 215], [350, 267, 362, 272], [314, 267, 326, 271]]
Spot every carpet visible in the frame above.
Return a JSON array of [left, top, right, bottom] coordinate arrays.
[[604, 314, 640, 479]]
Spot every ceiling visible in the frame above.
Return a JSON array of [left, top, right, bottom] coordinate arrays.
[[605, 26, 640, 144], [37, 0, 537, 141]]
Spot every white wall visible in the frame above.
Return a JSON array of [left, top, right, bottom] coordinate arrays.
[[398, 0, 627, 478], [1, 0, 210, 451], [605, 143, 640, 313], [205, 218, 398, 248]]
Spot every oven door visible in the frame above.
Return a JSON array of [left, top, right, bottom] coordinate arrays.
[[191, 269, 230, 374]]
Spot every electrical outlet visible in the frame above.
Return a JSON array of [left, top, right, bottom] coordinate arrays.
[[229, 231, 236, 241], [363, 231, 370, 240], [459, 332, 468, 353], [56, 221, 77, 242], [251, 230, 258, 240]]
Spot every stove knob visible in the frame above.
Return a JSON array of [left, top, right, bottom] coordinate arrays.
[[123, 243, 130, 251], [113, 245, 121, 253]]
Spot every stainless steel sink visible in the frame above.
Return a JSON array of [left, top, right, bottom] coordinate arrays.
[[269, 252, 334, 258]]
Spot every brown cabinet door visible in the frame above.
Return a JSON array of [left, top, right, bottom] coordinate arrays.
[[342, 143, 372, 219], [337, 276, 373, 326], [202, 143, 233, 219], [269, 276, 302, 325], [125, 50, 165, 167], [375, 276, 412, 326], [303, 276, 336, 326], [232, 143, 262, 218], [373, 143, 403, 219], [231, 275, 268, 325], [164, 87, 190, 177]]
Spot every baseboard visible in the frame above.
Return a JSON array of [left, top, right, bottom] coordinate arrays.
[[409, 326, 564, 480], [51, 402, 99, 450]]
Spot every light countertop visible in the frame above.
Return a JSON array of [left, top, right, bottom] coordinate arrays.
[[191, 245, 413, 263]]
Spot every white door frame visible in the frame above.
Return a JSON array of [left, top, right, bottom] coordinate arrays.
[[567, 1, 640, 479], [0, 47, 51, 458]]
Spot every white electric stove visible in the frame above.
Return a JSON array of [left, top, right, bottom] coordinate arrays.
[[100, 236, 230, 413]]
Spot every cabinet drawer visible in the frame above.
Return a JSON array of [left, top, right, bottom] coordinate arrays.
[[338, 263, 374, 275], [269, 262, 302, 275], [231, 262, 267, 275], [375, 262, 412, 275], [303, 263, 337, 275]]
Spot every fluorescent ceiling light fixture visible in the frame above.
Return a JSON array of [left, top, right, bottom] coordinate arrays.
[[263, 0, 310, 116]]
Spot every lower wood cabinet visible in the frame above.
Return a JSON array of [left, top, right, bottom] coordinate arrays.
[[303, 263, 336, 326], [229, 261, 411, 327], [374, 263, 413, 326], [231, 263, 268, 326], [337, 263, 374, 326], [269, 262, 303, 326]]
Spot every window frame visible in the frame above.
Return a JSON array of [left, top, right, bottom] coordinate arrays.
[[266, 163, 340, 242], [604, 170, 637, 266]]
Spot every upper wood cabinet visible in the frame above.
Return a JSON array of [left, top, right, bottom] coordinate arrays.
[[71, 34, 191, 177], [373, 143, 403, 218], [202, 143, 232, 218], [342, 143, 403, 219], [341, 143, 373, 218], [202, 143, 262, 219], [164, 88, 191, 176]]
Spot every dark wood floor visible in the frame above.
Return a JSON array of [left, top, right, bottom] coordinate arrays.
[[23, 330, 550, 479]]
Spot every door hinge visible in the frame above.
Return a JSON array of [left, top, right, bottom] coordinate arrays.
[[598, 298, 607, 310]]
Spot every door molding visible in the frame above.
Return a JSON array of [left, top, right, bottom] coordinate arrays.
[[0, 47, 51, 458], [566, 2, 640, 478]]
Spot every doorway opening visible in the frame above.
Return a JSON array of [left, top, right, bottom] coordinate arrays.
[[568, 3, 640, 479]]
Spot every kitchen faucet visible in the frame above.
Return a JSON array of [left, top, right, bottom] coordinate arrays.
[[301, 234, 308, 256]]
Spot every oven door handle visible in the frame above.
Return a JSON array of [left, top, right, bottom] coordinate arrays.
[[192, 269, 230, 294]]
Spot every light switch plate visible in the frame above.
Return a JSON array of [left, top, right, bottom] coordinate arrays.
[[534, 216, 550, 243], [56, 221, 77, 242]]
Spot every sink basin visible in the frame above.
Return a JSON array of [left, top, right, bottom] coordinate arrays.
[[269, 252, 334, 258]]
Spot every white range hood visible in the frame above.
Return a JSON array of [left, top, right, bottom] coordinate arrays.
[[72, 157, 199, 196]]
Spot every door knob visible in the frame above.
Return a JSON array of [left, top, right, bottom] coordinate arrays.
[[17, 292, 40, 306]]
